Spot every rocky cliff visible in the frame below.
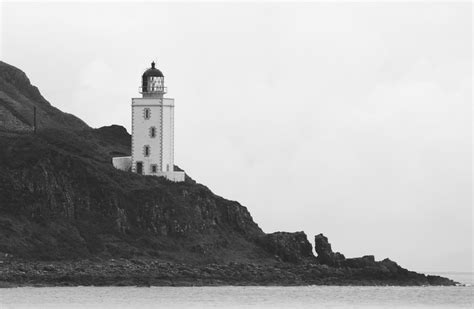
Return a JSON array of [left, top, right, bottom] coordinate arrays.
[[0, 61, 457, 286], [0, 128, 269, 263]]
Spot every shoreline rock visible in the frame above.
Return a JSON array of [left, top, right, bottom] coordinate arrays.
[[0, 258, 457, 288]]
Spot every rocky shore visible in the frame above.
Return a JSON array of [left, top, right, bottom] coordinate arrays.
[[0, 234, 457, 287], [0, 258, 457, 288]]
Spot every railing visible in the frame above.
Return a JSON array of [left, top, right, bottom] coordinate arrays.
[[139, 86, 167, 94]]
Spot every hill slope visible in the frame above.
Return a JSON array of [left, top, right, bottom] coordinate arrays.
[[0, 61, 88, 132]]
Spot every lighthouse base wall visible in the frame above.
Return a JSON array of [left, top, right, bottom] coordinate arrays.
[[156, 171, 185, 182], [112, 156, 184, 182]]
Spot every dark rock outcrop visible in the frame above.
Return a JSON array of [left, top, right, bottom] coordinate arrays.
[[259, 232, 314, 263], [314, 233, 345, 267], [93, 125, 131, 157], [309, 234, 458, 285]]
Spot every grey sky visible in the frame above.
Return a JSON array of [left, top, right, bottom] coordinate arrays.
[[1, 2, 472, 272]]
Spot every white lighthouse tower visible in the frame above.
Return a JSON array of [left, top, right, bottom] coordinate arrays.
[[112, 62, 185, 182]]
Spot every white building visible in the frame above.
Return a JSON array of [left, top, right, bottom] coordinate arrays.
[[112, 62, 185, 182]]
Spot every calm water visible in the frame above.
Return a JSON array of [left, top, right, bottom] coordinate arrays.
[[0, 273, 472, 308]]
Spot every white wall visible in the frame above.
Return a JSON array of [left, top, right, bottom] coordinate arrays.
[[112, 156, 132, 171], [131, 97, 178, 177], [117, 97, 183, 182], [161, 98, 175, 172], [131, 97, 164, 174]]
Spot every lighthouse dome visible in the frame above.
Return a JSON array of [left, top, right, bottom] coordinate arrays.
[[142, 61, 164, 78], [141, 61, 166, 96]]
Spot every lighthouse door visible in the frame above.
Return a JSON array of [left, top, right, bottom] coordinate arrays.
[[136, 162, 143, 175]]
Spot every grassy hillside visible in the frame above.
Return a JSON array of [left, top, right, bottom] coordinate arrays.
[[0, 61, 88, 132]]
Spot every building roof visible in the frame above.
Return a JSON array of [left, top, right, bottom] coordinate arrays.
[[142, 62, 164, 78]]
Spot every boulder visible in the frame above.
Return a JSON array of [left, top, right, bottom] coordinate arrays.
[[260, 232, 314, 263]]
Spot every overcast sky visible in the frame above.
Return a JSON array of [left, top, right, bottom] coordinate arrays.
[[1, 1, 472, 272]]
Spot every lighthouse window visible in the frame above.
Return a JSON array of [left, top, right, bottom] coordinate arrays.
[[150, 127, 156, 138], [144, 145, 150, 157], [144, 108, 151, 119]]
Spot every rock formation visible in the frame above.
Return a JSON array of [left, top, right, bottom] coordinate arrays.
[[260, 232, 314, 263], [314, 233, 346, 267]]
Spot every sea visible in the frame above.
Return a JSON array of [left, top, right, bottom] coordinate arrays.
[[0, 272, 472, 308]]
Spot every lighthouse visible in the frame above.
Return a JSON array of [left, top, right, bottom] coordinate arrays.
[[112, 62, 185, 182]]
